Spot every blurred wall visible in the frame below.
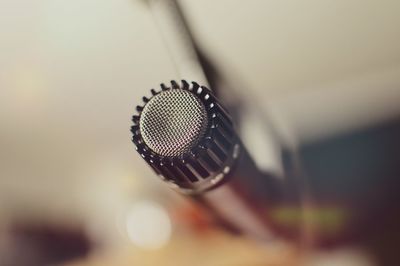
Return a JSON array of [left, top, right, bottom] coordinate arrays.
[[0, 0, 399, 235]]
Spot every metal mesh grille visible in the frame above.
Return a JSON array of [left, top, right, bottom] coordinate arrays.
[[139, 89, 208, 157]]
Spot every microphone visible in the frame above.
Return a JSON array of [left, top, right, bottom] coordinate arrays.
[[131, 80, 299, 241]]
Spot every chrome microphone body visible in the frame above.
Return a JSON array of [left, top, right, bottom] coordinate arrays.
[[131, 80, 300, 241]]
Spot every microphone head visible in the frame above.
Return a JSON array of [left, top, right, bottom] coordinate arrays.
[[131, 80, 240, 193], [139, 89, 208, 157]]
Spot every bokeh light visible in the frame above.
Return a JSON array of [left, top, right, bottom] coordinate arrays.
[[125, 201, 172, 249]]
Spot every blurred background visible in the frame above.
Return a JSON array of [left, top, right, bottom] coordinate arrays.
[[0, 0, 400, 265]]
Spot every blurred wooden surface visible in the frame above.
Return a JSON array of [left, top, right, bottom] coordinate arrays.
[[66, 230, 301, 266]]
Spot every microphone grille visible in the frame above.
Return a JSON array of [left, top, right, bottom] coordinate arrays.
[[139, 89, 208, 157]]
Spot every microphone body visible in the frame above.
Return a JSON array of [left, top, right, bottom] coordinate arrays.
[[131, 80, 302, 242]]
